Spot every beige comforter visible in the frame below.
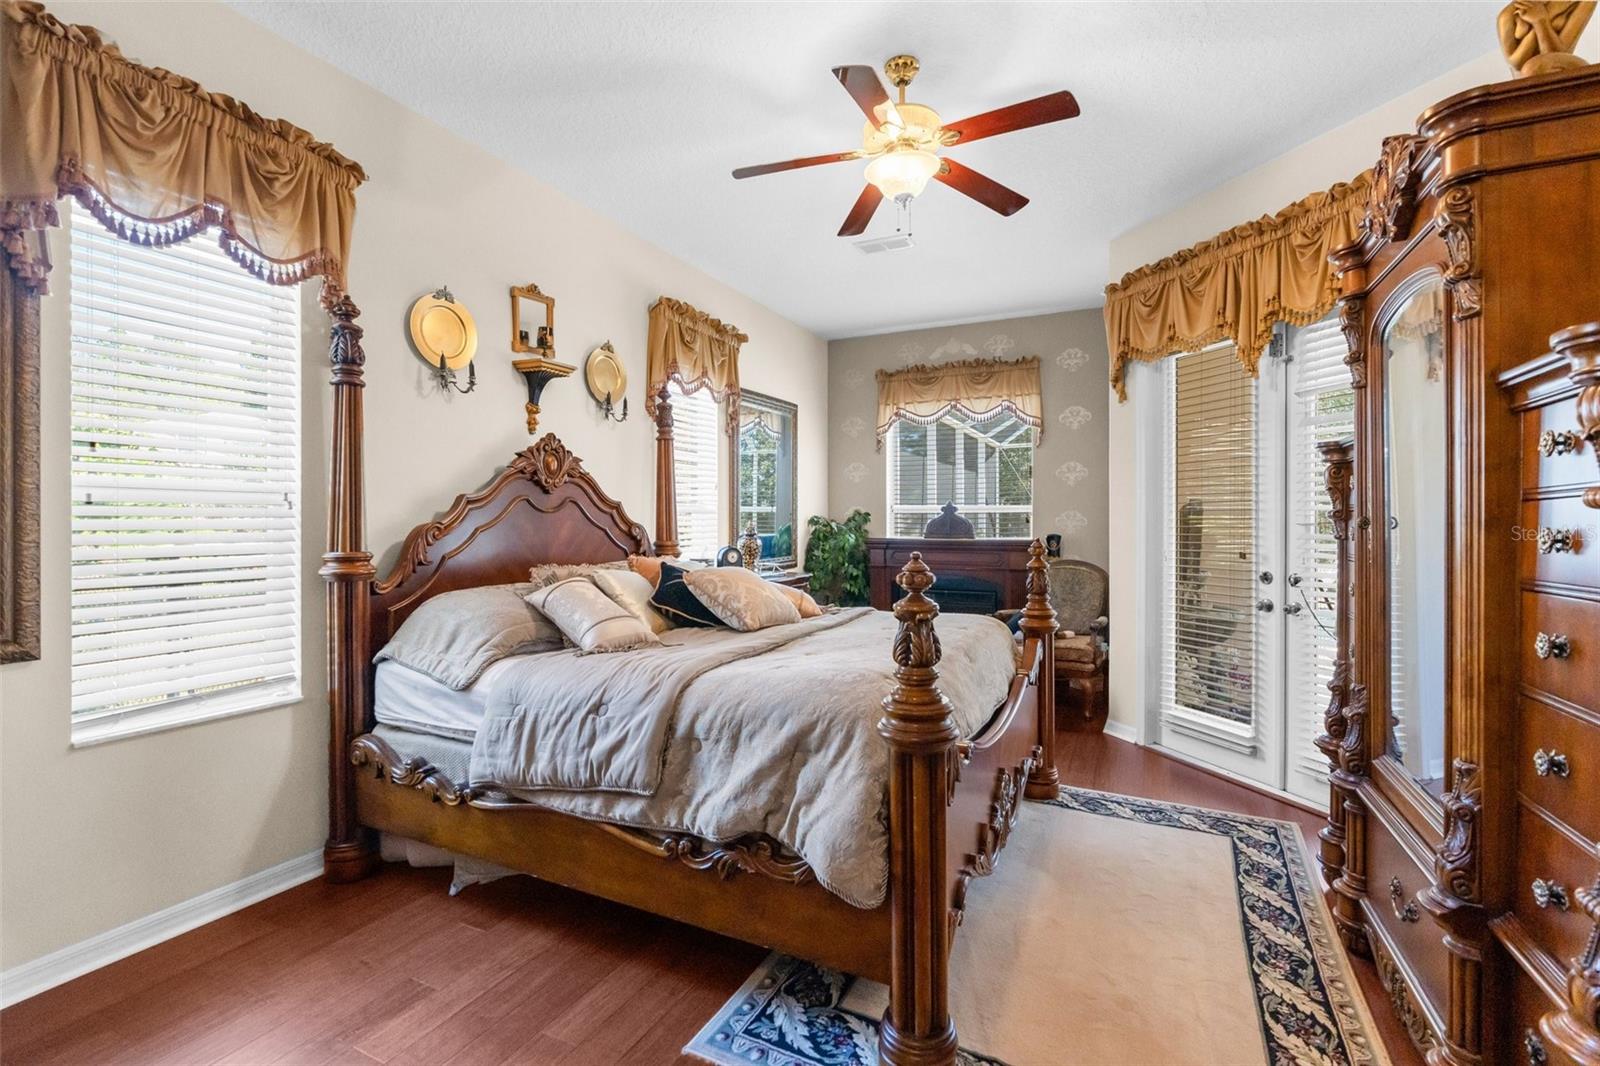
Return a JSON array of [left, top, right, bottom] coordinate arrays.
[[467, 608, 1019, 908]]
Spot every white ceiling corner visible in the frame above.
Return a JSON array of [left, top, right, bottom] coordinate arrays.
[[228, 1, 1498, 339]]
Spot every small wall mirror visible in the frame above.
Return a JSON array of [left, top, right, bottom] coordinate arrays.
[[1380, 275, 1448, 800], [731, 390, 798, 568]]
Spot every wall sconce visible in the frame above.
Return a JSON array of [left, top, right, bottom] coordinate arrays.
[[407, 286, 478, 395], [585, 341, 629, 423], [510, 283, 573, 434]]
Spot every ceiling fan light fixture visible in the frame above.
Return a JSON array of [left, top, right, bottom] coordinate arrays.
[[865, 149, 940, 201]]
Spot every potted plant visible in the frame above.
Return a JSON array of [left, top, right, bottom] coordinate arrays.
[[803, 509, 872, 606]]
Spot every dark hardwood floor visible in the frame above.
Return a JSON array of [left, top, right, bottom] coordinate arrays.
[[1, 733, 1422, 1066]]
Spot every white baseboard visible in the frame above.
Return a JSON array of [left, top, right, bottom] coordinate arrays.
[[0, 849, 322, 1009], [1102, 718, 1139, 744]]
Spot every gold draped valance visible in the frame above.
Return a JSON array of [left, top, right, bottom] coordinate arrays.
[[646, 296, 748, 426], [1102, 172, 1371, 401], [0, 0, 366, 298], [874, 356, 1043, 449]]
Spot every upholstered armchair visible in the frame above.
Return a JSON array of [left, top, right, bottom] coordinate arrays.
[[999, 558, 1108, 721]]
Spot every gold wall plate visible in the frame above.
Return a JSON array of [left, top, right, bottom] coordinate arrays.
[[585, 342, 627, 404], [408, 289, 478, 370]]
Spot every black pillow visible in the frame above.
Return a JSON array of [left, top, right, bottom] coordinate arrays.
[[650, 562, 724, 628]]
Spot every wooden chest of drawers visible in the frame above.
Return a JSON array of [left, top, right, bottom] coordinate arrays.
[[1494, 333, 1600, 1066]]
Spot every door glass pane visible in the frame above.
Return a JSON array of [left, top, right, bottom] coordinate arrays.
[[1382, 278, 1448, 799], [1167, 348, 1257, 727]]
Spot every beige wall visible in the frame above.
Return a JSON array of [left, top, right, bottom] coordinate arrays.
[[1101, 44, 1600, 740], [0, 0, 827, 973], [827, 310, 1110, 570]]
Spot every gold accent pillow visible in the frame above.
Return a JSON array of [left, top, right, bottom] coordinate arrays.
[[771, 582, 824, 618], [524, 578, 659, 654], [591, 569, 671, 635], [683, 568, 801, 632]]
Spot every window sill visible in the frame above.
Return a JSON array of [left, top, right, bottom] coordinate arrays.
[[70, 682, 303, 749]]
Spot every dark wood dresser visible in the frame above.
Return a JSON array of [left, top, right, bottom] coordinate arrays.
[[1496, 326, 1600, 1066], [865, 538, 1034, 614], [1317, 68, 1600, 1066]]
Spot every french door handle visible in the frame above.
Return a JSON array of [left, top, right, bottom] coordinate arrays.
[[1283, 603, 1303, 616], [1255, 599, 1274, 613]]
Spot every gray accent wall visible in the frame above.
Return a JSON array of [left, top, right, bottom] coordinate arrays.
[[826, 309, 1110, 570]]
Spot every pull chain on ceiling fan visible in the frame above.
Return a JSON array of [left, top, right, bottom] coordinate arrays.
[[732, 55, 1079, 237]]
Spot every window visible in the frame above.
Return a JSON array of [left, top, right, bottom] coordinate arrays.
[[69, 201, 302, 742], [669, 381, 721, 560], [886, 412, 1033, 538], [1161, 345, 1258, 732]]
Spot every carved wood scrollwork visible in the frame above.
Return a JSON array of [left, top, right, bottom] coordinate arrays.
[[1340, 295, 1368, 390], [1338, 683, 1370, 779], [1435, 186, 1482, 320], [1370, 929, 1440, 1053], [658, 834, 815, 885], [350, 734, 468, 805], [1434, 759, 1483, 903], [948, 752, 1037, 934], [1362, 134, 1427, 244]]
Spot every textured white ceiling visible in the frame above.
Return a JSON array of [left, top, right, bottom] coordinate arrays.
[[230, 1, 1497, 339]]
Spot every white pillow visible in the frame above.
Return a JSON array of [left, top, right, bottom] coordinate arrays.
[[592, 569, 671, 635], [524, 578, 659, 654], [683, 567, 802, 631], [374, 582, 562, 689]]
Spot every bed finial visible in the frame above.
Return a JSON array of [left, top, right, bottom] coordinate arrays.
[[1020, 538, 1060, 800], [878, 552, 960, 1066]]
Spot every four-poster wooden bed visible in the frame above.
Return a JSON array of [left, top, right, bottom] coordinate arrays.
[[319, 299, 1059, 1066]]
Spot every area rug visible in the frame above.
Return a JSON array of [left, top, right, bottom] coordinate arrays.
[[685, 787, 1388, 1066]]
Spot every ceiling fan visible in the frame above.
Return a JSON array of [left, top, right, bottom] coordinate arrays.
[[732, 55, 1079, 237]]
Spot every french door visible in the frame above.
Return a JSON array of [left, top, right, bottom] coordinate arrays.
[[1154, 315, 1353, 805]]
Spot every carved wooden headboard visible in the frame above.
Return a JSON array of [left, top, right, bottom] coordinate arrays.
[[365, 434, 652, 668]]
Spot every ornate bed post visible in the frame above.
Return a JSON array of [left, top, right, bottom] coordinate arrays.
[[877, 554, 959, 1066], [1315, 438, 1355, 891], [320, 294, 379, 883], [1019, 539, 1059, 801], [652, 382, 679, 557]]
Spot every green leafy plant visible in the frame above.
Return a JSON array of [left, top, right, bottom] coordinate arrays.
[[804, 509, 872, 606]]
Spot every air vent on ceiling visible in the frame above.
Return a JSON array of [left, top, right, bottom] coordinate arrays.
[[854, 232, 915, 254]]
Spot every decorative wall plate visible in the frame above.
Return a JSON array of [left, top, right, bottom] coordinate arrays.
[[408, 288, 478, 370], [585, 342, 627, 404]]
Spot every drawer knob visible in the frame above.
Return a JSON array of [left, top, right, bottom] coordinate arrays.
[[1534, 632, 1572, 660], [1532, 878, 1569, 910], [1389, 876, 1420, 923], [1533, 749, 1571, 778], [1525, 1029, 1548, 1066], [1539, 429, 1582, 457], [1537, 527, 1577, 555]]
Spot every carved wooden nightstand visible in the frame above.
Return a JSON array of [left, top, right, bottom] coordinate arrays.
[[762, 570, 811, 592]]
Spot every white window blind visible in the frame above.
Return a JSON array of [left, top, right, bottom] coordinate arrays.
[[670, 382, 720, 561], [1161, 346, 1259, 736], [886, 412, 1033, 538], [69, 201, 302, 734], [1286, 314, 1356, 780]]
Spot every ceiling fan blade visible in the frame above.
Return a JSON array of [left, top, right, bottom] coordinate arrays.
[[942, 90, 1080, 146], [838, 184, 884, 237], [732, 151, 860, 180], [832, 65, 903, 129], [934, 158, 1029, 216]]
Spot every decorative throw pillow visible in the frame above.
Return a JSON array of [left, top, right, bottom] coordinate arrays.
[[524, 578, 659, 654], [684, 567, 802, 631], [527, 559, 629, 590], [627, 554, 705, 586], [591, 569, 671, 635], [374, 582, 562, 689], [770, 582, 825, 619], [649, 562, 725, 628]]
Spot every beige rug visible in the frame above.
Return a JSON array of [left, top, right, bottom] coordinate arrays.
[[686, 788, 1390, 1066]]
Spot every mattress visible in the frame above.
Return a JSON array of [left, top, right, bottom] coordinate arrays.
[[372, 656, 527, 741]]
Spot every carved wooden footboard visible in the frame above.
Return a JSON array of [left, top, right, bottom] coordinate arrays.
[[317, 307, 1052, 1066]]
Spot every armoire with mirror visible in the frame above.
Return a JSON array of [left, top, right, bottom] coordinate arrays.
[[1319, 67, 1600, 1066]]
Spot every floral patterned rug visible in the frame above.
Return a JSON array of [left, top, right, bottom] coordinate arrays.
[[684, 787, 1385, 1066]]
